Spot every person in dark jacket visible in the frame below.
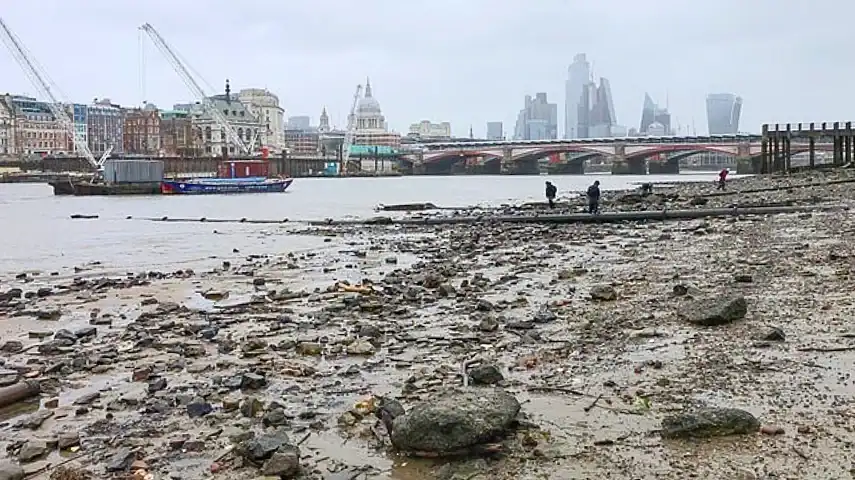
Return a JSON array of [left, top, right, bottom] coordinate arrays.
[[545, 181, 557, 209], [586, 180, 601, 214]]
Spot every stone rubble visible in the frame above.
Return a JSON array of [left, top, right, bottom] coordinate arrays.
[[0, 169, 853, 478]]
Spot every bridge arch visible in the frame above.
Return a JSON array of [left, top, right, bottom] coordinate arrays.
[[422, 150, 502, 165], [510, 145, 611, 163]]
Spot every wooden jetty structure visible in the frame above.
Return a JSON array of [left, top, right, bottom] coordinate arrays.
[[762, 122, 855, 173]]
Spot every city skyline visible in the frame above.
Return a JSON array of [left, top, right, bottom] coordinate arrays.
[[1, 0, 853, 139]]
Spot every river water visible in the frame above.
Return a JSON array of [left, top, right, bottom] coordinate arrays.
[[0, 173, 726, 279]]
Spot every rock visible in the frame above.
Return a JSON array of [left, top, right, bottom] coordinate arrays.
[[36, 288, 52, 298], [253, 278, 266, 287], [296, 342, 322, 356], [240, 372, 267, 390], [262, 408, 289, 427], [468, 365, 503, 385], [475, 299, 495, 312], [241, 397, 263, 418], [346, 339, 375, 356], [148, 377, 167, 393], [761, 327, 785, 342], [58, 432, 80, 449], [532, 307, 557, 323], [74, 327, 97, 339], [53, 329, 77, 344], [760, 424, 785, 435], [661, 407, 760, 439], [106, 447, 135, 471], [0, 341, 23, 354], [17, 409, 53, 429], [389, 389, 520, 455], [590, 285, 617, 301], [261, 446, 301, 478], [734, 274, 753, 283], [17, 440, 48, 462], [680, 295, 748, 326], [187, 400, 213, 418], [131, 367, 152, 382], [0, 461, 24, 480], [476, 315, 498, 332], [238, 429, 292, 462]]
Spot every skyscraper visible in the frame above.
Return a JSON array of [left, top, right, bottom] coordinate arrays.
[[706, 93, 742, 134], [565, 53, 591, 139], [513, 93, 558, 140], [486, 121, 503, 140], [639, 93, 671, 135], [577, 77, 618, 138]]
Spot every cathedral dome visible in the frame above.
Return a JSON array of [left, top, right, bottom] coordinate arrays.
[[356, 79, 382, 116]]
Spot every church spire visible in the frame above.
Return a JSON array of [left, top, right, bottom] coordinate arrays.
[[365, 77, 372, 98]]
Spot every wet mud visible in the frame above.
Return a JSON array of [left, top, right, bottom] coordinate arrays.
[[1, 170, 855, 479]]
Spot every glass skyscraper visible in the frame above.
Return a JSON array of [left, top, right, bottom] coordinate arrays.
[[706, 93, 742, 134]]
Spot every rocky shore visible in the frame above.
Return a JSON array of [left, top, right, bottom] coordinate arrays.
[[1, 169, 855, 479]]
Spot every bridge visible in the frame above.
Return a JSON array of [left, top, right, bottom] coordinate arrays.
[[401, 134, 834, 175]]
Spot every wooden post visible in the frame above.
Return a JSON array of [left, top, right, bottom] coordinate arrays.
[[809, 122, 816, 168]]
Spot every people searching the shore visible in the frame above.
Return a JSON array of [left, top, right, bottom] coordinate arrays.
[[587, 180, 601, 214], [718, 168, 729, 190], [640, 182, 653, 196], [545, 181, 557, 209]]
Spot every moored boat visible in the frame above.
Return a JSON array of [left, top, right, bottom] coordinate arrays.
[[160, 176, 293, 195]]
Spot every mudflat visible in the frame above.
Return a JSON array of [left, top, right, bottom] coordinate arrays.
[[0, 169, 853, 479]]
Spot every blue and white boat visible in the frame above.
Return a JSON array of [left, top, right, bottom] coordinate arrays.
[[161, 176, 293, 195]]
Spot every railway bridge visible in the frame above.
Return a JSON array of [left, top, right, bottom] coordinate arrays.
[[401, 134, 832, 175]]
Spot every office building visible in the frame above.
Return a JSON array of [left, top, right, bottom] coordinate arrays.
[[513, 93, 558, 140], [486, 121, 503, 140], [287, 116, 311, 131], [238, 88, 285, 152], [639, 93, 672, 135], [408, 120, 452, 140], [87, 99, 124, 155], [706, 93, 742, 134], [577, 77, 618, 138], [565, 53, 591, 139]]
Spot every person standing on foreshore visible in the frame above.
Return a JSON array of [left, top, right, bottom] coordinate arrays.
[[586, 180, 601, 214], [718, 168, 729, 190], [545, 181, 557, 209]]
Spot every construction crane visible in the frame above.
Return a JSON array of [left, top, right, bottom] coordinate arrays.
[[340, 84, 363, 174], [139, 23, 251, 156], [0, 17, 101, 170]]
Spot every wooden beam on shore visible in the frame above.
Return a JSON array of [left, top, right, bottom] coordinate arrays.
[[124, 205, 833, 227]]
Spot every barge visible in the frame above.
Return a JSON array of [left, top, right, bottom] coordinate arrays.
[[161, 176, 293, 195]]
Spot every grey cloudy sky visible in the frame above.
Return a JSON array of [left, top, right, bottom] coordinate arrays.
[[2, 0, 853, 137]]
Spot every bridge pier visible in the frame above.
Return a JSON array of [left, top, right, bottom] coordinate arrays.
[[648, 158, 679, 174], [552, 159, 585, 175], [610, 144, 646, 175]]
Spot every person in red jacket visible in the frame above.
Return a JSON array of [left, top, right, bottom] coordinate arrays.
[[718, 168, 729, 190]]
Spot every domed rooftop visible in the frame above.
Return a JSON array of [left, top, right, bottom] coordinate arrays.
[[356, 78, 382, 116]]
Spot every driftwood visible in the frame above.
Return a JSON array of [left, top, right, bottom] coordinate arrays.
[[0, 380, 40, 409]]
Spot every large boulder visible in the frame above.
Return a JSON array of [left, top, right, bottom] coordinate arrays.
[[679, 295, 747, 326], [390, 389, 520, 455], [661, 407, 760, 439]]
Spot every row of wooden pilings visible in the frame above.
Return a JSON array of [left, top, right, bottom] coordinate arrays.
[[761, 122, 855, 173]]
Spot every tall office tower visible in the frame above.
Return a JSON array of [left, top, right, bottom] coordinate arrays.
[[486, 121, 503, 140], [640, 93, 672, 135], [706, 93, 742, 134], [564, 53, 591, 139]]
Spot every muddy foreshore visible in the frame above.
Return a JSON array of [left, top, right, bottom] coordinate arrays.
[[1, 170, 855, 480]]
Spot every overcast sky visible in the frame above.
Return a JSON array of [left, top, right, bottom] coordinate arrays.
[[2, 0, 853, 137]]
